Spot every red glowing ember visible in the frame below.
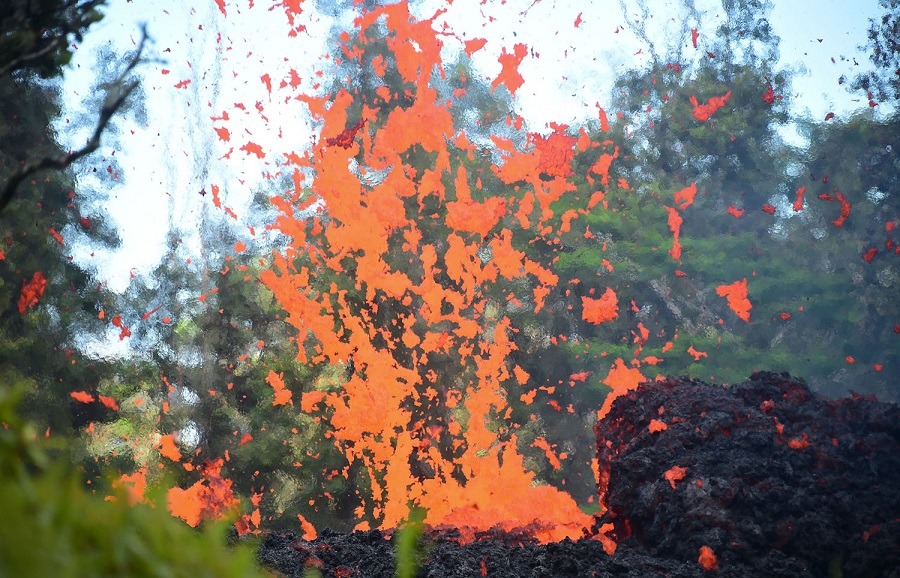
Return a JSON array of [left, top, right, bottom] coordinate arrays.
[[698, 545, 718, 571], [664, 465, 687, 489], [716, 278, 751, 322], [689, 90, 731, 122], [325, 118, 366, 149], [18, 271, 47, 314], [762, 82, 774, 104]]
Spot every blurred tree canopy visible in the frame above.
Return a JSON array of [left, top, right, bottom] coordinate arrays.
[[1, 0, 144, 213], [852, 0, 899, 104], [0, 0, 105, 78]]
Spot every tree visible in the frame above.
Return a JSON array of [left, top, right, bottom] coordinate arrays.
[[0, 66, 119, 438], [782, 112, 899, 399], [0, 0, 104, 78], [0, 0, 147, 487], [532, 0, 790, 394], [0, 2, 145, 213], [539, 0, 899, 413], [852, 0, 899, 104], [103, 207, 356, 532]]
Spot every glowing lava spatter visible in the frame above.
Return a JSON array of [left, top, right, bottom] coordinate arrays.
[[258, 1, 600, 543]]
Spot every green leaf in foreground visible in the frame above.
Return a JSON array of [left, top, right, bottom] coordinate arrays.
[[394, 506, 427, 578]]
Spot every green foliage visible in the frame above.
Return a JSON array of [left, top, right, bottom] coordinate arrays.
[[0, 385, 270, 578], [393, 506, 427, 578], [0, 71, 119, 440], [0, 0, 105, 78], [852, 0, 900, 103]]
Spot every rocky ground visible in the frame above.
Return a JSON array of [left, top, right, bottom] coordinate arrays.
[[256, 372, 899, 577]]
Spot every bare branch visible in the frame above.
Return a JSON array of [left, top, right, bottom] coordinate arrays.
[[0, 0, 106, 79], [0, 26, 148, 215], [0, 37, 65, 79], [618, 0, 662, 67]]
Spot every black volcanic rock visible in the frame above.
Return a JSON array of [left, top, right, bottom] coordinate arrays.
[[595, 371, 900, 578], [257, 529, 814, 577]]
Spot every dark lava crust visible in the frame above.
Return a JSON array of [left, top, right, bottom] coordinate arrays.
[[257, 372, 899, 577]]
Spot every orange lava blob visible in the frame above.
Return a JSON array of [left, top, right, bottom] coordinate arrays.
[[113, 468, 148, 505], [110, 313, 132, 340], [158, 434, 183, 462], [673, 182, 697, 209], [664, 465, 687, 489], [491, 43, 528, 94], [648, 419, 668, 433], [167, 459, 239, 527], [532, 436, 563, 470], [266, 370, 293, 406], [167, 484, 204, 528], [463, 38, 487, 56], [98, 395, 119, 411], [687, 346, 708, 361], [698, 545, 719, 571], [18, 271, 47, 314], [70, 390, 94, 404], [831, 190, 851, 227], [666, 206, 683, 260], [597, 359, 646, 420], [297, 514, 318, 540], [716, 278, 751, 322], [582, 288, 619, 325], [689, 90, 731, 122], [793, 185, 806, 212]]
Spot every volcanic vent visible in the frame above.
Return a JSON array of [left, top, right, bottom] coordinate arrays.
[[258, 372, 900, 577]]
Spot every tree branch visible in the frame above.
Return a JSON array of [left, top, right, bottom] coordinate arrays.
[[0, 37, 65, 79], [0, 0, 106, 79], [618, 0, 662, 67], [0, 26, 147, 215]]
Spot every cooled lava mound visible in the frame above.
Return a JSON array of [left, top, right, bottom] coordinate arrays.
[[258, 372, 899, 577], [596, 371, 900, 577]]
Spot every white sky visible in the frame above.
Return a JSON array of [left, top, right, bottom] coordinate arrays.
[[57, 0, 887, 293]]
